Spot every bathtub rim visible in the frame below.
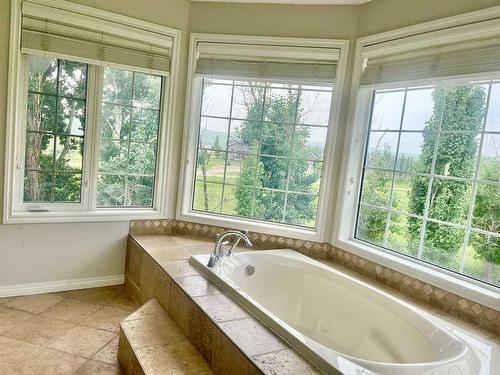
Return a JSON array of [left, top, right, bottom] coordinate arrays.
[[189, 249, 487, 374]]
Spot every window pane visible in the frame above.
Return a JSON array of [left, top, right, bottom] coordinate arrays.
[[192, 78, 334, 228], [356, 82, 499, 288], [55, 136, 84, 172], [198, 117, 229, 150], [422, 222, 464, 271], [360, 169, 393, 207], [58, 60, 87, 99], [27, 94, 56, 132], [293, 126, 327, 160], [24, 171, 53, 202], [298, 90, 332, 126], [97, 67, 162, 207], [463, 232, 500, 286], [231, 85, 264, 120], [472, 183, 499, 233], [54, 172, 81, 202], [387, 214, 421, 256], [365, 131, 399, 169], [428, 179, 472, 225], [97, 174, 125, 206], [370, 90, 405, 130], [479, 134, 499, 182], [391, 173, 429, 216], [23, 57, 87, 204], [396, 132, 424, 173], [193, 181, 223, 212], [264, 87, 298, 124], [202, 83, 232, 117], [285, 193, 318, 227], [195, 150, 227, 184], [401, 88, 433, 130], [356, 206, 388, 247]]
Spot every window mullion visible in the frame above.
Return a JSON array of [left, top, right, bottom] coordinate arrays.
[[219, 82, 236, 214]]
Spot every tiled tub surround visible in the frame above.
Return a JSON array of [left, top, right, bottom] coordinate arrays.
[[126, 235, 322, 375], [130, 219, 500, 335]]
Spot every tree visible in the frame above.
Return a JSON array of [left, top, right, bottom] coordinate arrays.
[[408, 85, 486, 267], [233, 85, 320, 225]]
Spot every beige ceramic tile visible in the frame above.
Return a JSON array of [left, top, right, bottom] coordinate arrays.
[[6, 347, 87, 375], [220, 318, 287, 357], [73, 359, 122, 375], [194, 294, 249, 322], [170, 235, 213, 246], [120, 314, 186, 350], [136, 341, 211, 375], [46, 325, 116, 358], [124, 299, 167, 322], [182, 243, 215, 255], [59, 286, 127, 306], [212, 331, 252, 375], [3, 315, 75, 346], [4, 294, 64, 314], [175, 275, 221, 298], [0, 336, 39, 373], [117, 331, 145, 375], [108, 292, 139, 312], [187, 303, 216, 365], [132, 234, 179, 251], [80, 306, 130, 333], [168, 282, 192, 335], [42, 298, 102, 323], [145, 244, 191, 263], [93, 337, 119, 365], [0, 297, 15, 305], [128, 240, 144, 285], [159, 260, 200, 278], [0, 305, 35, 334], [253, 349, 321, 375]]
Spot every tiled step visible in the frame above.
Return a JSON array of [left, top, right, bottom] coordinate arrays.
[[118, 298, 213, 375]]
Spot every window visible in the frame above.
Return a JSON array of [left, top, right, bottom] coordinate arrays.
[[24, 57, 88, 203], [355, 81, 499, 287], [5, 0, 179, 222], [193, 78, 332, 228], [180, 35, 348, 239], [97, 67, 162, 207]]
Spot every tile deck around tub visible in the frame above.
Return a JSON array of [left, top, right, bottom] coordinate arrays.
[[128, 233, 499, 375], [0, 285, 137, 374], [127, 234, 320, 375]]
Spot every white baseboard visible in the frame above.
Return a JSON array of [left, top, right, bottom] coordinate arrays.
[[0, 275, 125, 298]]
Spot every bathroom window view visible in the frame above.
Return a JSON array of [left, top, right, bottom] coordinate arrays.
[[97, 67, 162, 207], [192, 78, 333, 228], [24, 55, 88, 203], [356, 82, 500, 287]]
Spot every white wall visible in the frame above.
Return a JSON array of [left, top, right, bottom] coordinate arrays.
[[0, 0, 190, 295], [2, 0, 499, 294]]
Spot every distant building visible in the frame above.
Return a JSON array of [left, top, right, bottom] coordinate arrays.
[[228, 140, 249, 160]]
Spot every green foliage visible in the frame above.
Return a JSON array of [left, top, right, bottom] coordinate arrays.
[[408, 85, 486, 266]]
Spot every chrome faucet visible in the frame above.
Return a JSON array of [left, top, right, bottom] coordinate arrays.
[[207, 230, 252, 267]]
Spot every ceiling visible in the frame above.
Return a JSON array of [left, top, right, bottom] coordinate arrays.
[[191, 0, 371, 5]]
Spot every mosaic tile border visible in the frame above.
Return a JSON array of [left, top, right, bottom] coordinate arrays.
[[130, 219, 499, 335]]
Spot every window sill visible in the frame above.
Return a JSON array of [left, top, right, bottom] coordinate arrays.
[[3, 208, 165, 224], [334, 237, 500, 311], [178, 210, 322, 242]]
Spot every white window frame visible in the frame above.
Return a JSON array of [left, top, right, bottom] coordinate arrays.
[[334, 9, 500, 310], [3, 0, 182, 224], [177, 33, 349, 242]]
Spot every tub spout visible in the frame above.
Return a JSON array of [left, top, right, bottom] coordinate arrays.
[[207, 230, 252, 267]]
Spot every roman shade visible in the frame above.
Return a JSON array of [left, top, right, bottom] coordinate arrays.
[[360, 37, 500, 86], [21, 0, 173, 75], [195, 42, 340, 83]]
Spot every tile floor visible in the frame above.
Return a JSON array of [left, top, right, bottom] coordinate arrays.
[[0, 285, 138, 374]]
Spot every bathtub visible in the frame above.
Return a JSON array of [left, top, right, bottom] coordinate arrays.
[[190, 249, 500, 375]]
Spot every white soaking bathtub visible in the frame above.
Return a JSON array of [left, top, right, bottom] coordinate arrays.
[[190, 249, 500, 375]]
